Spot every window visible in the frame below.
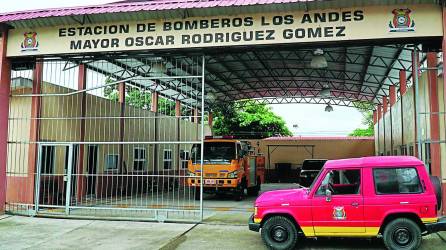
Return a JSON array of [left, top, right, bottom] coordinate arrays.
[[40, 146, 55, 174], [409, 146, 414, 156], [393, 149, 398, 156], [373, 168, 422, 194], [105, 154, 119, 170], [191, 142, 235, 164], [180, 150, 190, 169], [133, 147, 146, 171], [386, 151, 391, 156], [316, 169, 361, 195], [163, 150, 172, 169], [400, 145, 407, 156]]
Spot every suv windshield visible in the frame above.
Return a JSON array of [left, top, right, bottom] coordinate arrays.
[[308, 169, 323, 191], [191, 142, 236, 164]]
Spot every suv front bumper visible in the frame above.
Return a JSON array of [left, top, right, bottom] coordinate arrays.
[[426, 217, 446, 234], [248, 214, 261, 232]]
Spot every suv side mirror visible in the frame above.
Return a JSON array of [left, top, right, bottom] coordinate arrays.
[[325, 189, 332, 202]]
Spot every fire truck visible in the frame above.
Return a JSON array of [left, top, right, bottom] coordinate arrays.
[[187, 136, 265, 201]]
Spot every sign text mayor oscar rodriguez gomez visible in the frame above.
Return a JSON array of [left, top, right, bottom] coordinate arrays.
[[60, 10, 364, 50]]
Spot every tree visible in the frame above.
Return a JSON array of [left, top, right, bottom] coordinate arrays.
[[104, 79, 185, 116], [349, 103, 374, 137], [212, 100, 292, 139]]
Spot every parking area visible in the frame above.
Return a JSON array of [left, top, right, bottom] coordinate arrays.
[[2, 183, 445, 250]]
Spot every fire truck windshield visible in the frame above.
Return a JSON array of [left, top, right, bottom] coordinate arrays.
[[191, 142, 236, 164]]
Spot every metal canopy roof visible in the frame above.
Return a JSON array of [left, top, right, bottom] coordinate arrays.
[[56, 43, 422, 110], [200, 44, 422, 108]]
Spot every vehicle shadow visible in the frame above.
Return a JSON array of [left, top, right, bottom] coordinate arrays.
[[296, 237, 385, 249]]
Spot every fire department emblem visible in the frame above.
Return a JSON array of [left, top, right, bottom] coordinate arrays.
[[389, 9, 415, 32], [21, 32, 39, 52], [333, 206, 346, 220]]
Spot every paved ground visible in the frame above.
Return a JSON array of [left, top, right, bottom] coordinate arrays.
[[0, 215, 194, 250], [2, 214, 445, 250], [172, 223, 446, 250], [1, 183, 446, 249]]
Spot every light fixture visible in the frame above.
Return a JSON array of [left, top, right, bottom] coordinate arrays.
[[325, 104, 334, 112], [150, 61, 167, 74], [206, 92, 217, 101], [319, 84, 331, 97], [310, 48, 328, 69]]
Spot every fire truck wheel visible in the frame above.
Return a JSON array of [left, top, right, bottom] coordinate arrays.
[[247, 187, 259, 196], [383, 218, 421, 250], [233, 185, 244, 201], [247, 178, 261, 196], [261, 216, 298, 250], [194, 187, 201, 201]]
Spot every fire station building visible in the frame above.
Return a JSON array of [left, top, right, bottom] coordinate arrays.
[[0, 0, 446, 219]]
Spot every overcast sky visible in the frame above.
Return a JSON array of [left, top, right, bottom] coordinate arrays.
[[2, 1, 365, 136]]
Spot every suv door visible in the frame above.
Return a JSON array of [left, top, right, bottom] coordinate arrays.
[[311, 168, 365, 235]]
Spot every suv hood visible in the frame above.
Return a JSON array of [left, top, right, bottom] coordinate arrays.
[[255, 188, 309, 207]]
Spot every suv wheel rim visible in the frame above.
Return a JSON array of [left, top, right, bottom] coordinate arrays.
[[271, 225, 288, 242], [393, 227, 412, 246]]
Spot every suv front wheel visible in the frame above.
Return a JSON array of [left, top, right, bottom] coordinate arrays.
[[383, 218, 421, 250], [261, 216, 298, 250]]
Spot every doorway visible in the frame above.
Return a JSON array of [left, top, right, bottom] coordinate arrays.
[[64, 145, 79, 203], [36, 144, 76, 214], [86, 145, 98, 196]]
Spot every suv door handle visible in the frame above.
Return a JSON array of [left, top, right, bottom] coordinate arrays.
[[351, 202, 359, 207]]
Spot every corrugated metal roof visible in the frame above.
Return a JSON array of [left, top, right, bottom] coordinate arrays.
[[0, 0, 319, 23], [264, 136, 375, 141], [0, 0, 440, 28]]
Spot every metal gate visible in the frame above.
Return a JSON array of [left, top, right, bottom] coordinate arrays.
[[6, 55, 205, 222], [35, 143, 76, 215]]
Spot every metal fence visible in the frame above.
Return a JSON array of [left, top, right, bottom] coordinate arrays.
[[6, 55, 205, 222]]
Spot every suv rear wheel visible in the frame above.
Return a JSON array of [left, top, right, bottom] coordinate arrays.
[[261, 216, 298, 250], [383, 218, 421, 250]]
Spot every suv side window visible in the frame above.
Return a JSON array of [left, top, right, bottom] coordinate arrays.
[[316, 169, 361, 195], [373, 167, 422, 194]]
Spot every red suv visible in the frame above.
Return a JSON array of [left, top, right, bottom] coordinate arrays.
[[249, 156, 445, 250]]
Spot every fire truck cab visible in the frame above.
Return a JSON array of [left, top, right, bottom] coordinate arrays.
[[187, 136, 265, 201]]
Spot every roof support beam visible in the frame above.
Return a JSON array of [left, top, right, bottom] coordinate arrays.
[[372, 46, 405, 103]]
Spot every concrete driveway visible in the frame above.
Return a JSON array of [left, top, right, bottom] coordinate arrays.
[[1, 183, 446, 249], [1, 214, 445, 250]]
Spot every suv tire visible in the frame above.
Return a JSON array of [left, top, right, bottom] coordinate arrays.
[[383, 218, 421, 250], [261, 216, 298, 250], [429, 176, 442, 210]]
